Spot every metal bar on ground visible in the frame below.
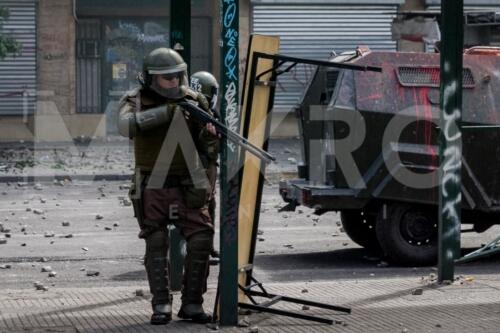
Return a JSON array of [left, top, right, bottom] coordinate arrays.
[[438, 0, 464, 283]]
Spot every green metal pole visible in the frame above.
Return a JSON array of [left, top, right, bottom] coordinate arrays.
[[438, 0, 464, 283], [169, 0, 191, 292], [219, 0, 239, 326]]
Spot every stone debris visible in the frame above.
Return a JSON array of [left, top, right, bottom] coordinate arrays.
[[342, 242, 349, 246], [206, 323, 219, 331], [258, 237, 265, 242], [135, 289, 144, 297], [377, 261, 389, 268], [33, 209, 44, 215], [62, 221, 70, 227], [62, 234, 73, 238], [287, 157, 297, 164], [26, 207, 32, 212], [104, 226, 112, 231], [82, 247, 89, 251], [95, 214, 104, 220], [41, 266, 52, 272], [121, 198, 132, 206], [40, 257, 49, 262], [40, 198, 46, 203], [302, 305, 310, 311], [249, 326, 259, 333], [237, 319, 250, 328], [0, 264, 11, 269], [86, 270, 100, 277], [48, 271, 57, 277], [21, 243, 26, 247], [411, 288, 424, 296], [301, 289, 308, 293], [257, 229, 264, 235], [0, 238, 7, 245], [119, 184, 131, 190], [34, 183, 43, 190], [44, 231, 55, 238], [113, 222, 119, 227]]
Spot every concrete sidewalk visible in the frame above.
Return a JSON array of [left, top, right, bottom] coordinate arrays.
[[1, 274, 499, 333]]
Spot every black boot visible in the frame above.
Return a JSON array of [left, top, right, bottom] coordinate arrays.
[[151, 303, 172, 325], [178, 304, 212, 324], [180, 232, 213, 324], [144, 228, 171, 325]]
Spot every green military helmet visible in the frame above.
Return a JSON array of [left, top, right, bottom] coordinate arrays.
[[190, 71, 219, 109], [142, 47, 189, 99]]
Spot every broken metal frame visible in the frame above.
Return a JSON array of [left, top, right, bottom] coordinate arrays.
[[455, 236, 500, 264], [238, 269, 351, 325], [219, 51, 382, 327]]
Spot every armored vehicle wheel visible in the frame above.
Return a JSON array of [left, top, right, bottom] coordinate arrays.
[[376, 204, 438, 266], [340, 210, 380, 251]]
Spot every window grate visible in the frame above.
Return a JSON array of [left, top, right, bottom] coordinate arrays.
[[396, 67, 475, 88]]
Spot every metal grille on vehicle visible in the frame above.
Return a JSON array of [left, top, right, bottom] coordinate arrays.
[[396, 67, 475, 88]]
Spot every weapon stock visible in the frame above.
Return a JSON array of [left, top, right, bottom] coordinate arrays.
[[178, 101, 276, 163]]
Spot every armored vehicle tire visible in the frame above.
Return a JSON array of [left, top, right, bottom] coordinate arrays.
[[376, 204, 438, 266], [340, 210, 380, 251]]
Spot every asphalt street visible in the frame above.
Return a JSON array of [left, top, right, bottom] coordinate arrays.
[[1, 180, 499, 293]]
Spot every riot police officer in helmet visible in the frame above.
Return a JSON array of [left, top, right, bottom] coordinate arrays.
[[118, 48, 218, 325]]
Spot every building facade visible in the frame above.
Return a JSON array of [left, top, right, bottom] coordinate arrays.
[[1, 0, 500, 141]]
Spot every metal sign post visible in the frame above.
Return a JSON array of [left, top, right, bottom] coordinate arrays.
[[168, 0, 191, 292], [438, 0, 464, 283], [219, 0, 240, 326]]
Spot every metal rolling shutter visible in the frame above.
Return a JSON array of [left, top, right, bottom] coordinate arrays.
[[252, 3, 399, 111], [0, 0, 36, 115]]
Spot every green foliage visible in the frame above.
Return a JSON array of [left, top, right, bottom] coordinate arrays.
[[0, 6, 21, 60]]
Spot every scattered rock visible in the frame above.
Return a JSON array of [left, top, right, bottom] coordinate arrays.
[[44, 231, 55, 238], [287, 157, 297, 164], [258, 237, 265, 242], [249, 326, 259, 333], [206, 323, 219, 331], [40, 198, 46, 203], [40, 257, 48, 263], [33, 209, 44, 215], [411, 288, 423, 296], [48, 271, 57, 277], [62, 221, 70, 227], [302, 305, 310, 311], [237, 319, 250, 328], [82, 247, 89, 251], [104, 227, 112, 231], [377, 261, 389, 268], [26, 207, 32, 212], [0, 264, 11, 269], [135, 289, 145, 297], [119, 184, 131, 190], [339, 227, 345, 233], [86, 270, 100, 277], [257, 229, 264, 236], [63, 234, 73, 238], [20, 243, 27, 247], [41, 266, 52, 272], [113, 222, 120, 227], [436, 324, 442, 328], [95, 214, 103, 220], [121, 199, 132, 206], [0, 238, 7, 245], [301, 289, 308, 293], [284, 148, 292, 154], [342, 242, 349, 246], [34, 183, 43, 190]]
